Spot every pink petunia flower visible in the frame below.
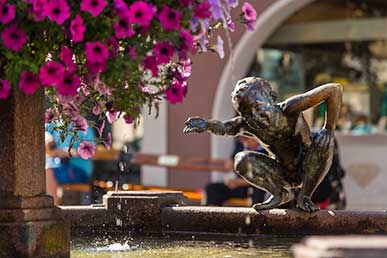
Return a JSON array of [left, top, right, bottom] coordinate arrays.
[[56, 71, 81, 96], [128, 46, 137, 60], [113, 13, 134, 39], [179, 30, 194, 59], [113, 0, 129, 15], [0, 79, 10, 99], [158, 5, 182, 31], [77, 141, 96, 159], [1, 25, 27, 52], [72, 115, 88, 133], [106, 110, 119, 124], [242, 2, 256, 22], [70, 15, 86, 43], [153, 41, 174, 64], [81, 0, 106, 17], [31, 0, 48, 21], [19, 71, 41, 95], [45, 108, 57, 123], [107, 36, 119, 57], [96, 119, 105, 136], [60, 46, 76, 72], [123, 114, 133, 124], [92, 104, 102, 116], [86, 60, 106, 74], [0, 3, 15, 24], [46, 0, 70, 24], [165, 80, 186, 104], [85, 41, 109, 63], [127, 1, 156, 27], [142, 56, 158, 77], [180, 0, 192, 7], [39, 61, 65, 86], [194, 1, 212, 19]]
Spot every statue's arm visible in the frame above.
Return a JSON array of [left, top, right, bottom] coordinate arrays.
[[183, 116, 245, 136], [280, 83, 343, 131]]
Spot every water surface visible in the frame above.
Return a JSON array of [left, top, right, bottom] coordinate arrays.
[[71, 235, 298, 258]]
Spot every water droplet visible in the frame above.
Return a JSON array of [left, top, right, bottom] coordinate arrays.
[[245, 215, 251, 225]]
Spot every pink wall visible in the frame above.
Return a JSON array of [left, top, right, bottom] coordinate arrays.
[[167, 0, 275, 189]]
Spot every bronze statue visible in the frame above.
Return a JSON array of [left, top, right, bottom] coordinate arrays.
[[183, 77, 343, 212]]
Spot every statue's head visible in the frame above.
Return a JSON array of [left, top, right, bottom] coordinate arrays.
[[231, 77, 276, 129]]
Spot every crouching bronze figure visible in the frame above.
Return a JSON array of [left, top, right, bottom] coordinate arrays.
[[183, 77, 343, 212]]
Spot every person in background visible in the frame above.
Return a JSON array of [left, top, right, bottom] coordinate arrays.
[[202, 136, 267, 206], [45, 124, 95, 205], [352, 114, 377, 135]]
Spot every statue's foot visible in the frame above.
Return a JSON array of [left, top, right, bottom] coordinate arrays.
[[252, 195, 282, 211], [296, 195, 319, 212]]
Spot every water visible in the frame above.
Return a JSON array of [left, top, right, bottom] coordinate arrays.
[[71, 235, 298, 258]]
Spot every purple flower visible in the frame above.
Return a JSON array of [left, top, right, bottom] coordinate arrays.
[[70, 15, 86, 43], [106, 110, 119, 124], [128, 45, 137, 60], [215, 35, 224, 59], [225, 0, 238, 9], [0, 79, 10, 99], [60, 46, 76, 72], [31, 0, 48, 21], [246, 20, 256, 31], [142, 56, 158, 77], [1, 25, 27, 52], [72, 115, 88, 133], [77, 141, 96, 159], [39, 61, 65, 86], [194, 1, 212, 19], [242, 2, 256, 22], [86, 60, 106, 74], [46, 0, 70, 24], [45, 108, 57, 123], [180, 0, 192, 7], [56, 71, 81, 96], [19, 71, 41, 95], [208, 0, 224, 20], [81, 0, 106, 17], [165, 80, 186, 104], [85, 41, 109, 63], [123, 114, 133, 124], [107, 36, 119, 57], [158, 5, 182, 31], [92, 104, 102, 116], [113, 0, 129, 15], [228, 20, 235, 32], [96, 119, 105, 136], [128, 1, 156, 27], [179, 30, 194, 59], [113, 13, 134, 39], [0, 3, 15, 24], [153, 41, 174, 64]]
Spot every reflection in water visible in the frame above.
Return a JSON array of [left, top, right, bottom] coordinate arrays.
[[71, 236, 298, 258]]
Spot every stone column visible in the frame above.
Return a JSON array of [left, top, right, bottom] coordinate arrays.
[[0, 88, 70, 258]]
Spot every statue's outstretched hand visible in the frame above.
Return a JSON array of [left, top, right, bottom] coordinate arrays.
[[183, 117, 208, 134]]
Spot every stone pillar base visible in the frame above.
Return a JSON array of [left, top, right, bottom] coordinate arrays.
[[0, 195, 70, 258]]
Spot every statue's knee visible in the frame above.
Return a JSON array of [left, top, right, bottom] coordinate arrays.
[[234, 151, 255, 177]]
